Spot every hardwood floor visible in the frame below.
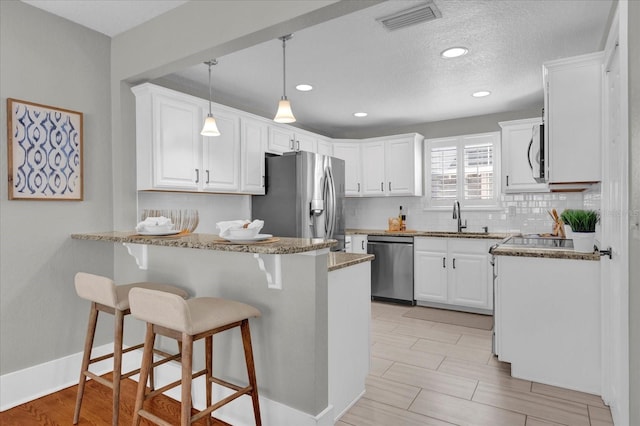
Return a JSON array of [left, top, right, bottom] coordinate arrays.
[[337, 302, 614, 426], [0, 372, 230, 425], [0, 301, 614, 426]]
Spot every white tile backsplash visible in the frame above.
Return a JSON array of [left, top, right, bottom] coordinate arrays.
[[345, 191, 597, 234]]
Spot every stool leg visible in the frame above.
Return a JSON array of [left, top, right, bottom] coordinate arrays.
[[181, 333, 194, 426], [205, 335, 213, 426], [73, 303, 99, 424], [241, 320, 262, 426], [111, 309, 124, 426], [133, 323, 155, 426]]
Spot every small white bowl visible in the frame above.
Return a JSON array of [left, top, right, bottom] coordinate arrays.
[[142, 224, 174, 233], [227, 227, 259, 238]]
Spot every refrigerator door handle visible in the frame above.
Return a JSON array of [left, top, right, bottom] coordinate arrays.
[[324, 166, 337, 239]]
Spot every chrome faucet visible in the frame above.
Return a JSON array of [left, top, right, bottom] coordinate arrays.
[[453, 201, 467, 232]]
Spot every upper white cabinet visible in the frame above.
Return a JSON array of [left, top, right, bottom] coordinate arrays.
[[333, 141, 362, 196], [240, 117, 267, 194], [499, 118, 548, 193], [337, 134, 423, 198], [316, 139, 333, 156], [267, 126, 317, 154], [201, 107, 241, 192], [543, 51, 604, 185]]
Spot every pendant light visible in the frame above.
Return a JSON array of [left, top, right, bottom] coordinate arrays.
[[201, 59, 221, 137], [274, 34, 296, 123]]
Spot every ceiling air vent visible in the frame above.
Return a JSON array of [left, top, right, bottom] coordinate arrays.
[[377, 1, 442, 31]]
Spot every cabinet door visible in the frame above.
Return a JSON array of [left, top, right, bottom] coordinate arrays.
[[500, 118, 548, 192], [414, 238, 448, 303], [152, 94, 201, 190], [295, 133, 317, 152], [240, 118, 267, 194], [202, 108, 240, 192], [333, 143, 362, 196], [544, 52, 603, 183], [268, 126, 294, 154], [361, 141, 386, 196], [386, 137, 417, 195], [317, 139, 333, 156], [448, 239, 490, 309], [350, 235, 368, 254]]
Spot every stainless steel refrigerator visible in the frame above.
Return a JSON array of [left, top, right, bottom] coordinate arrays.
[[251, 151, 345, 251]]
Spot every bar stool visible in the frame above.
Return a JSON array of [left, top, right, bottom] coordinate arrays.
[[73, 272, 189, 426], [128, 287, 262, 426]]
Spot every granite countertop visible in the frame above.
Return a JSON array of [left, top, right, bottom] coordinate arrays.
[[328, 252, 374, 272], [71, 231, 336, 255], [346, 228, 508, 240], [490, 245, 600, 261]]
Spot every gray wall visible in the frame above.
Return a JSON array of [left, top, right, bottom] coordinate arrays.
[[628, 0, 640, 423], [0, 0, 114, 374]]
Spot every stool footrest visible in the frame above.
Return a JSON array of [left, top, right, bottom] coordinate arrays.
[[83, 371, 113, 388], [138, 409, 174, 426], [145, 368, 207, 400], [210, 376, 246, 393], [191, 385, 253, 423]]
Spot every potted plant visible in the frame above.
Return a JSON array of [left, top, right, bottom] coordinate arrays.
[[560, 209, 600, 252]]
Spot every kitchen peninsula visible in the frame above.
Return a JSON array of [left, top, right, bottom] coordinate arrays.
[[71, 231, 373, 426]]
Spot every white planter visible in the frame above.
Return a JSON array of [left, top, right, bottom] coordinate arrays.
[[564, 224, 573, 240], [572, 232, 595, 253]]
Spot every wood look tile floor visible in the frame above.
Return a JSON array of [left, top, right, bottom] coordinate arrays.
[[337, 302, 613, 426]]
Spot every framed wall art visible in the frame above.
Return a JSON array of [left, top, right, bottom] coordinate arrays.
[[7, 98, 83, 200]]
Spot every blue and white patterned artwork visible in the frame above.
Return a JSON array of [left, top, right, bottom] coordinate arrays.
[[8, 99, 83, 200]]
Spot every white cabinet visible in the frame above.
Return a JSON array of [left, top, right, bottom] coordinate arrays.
[[333, 141, 362, 196], [543, 51, 604, 184], [267, 126, 317, 154], [414, 237, 495, 312], [240, 117, 267, 194], [361, 135, 423, 197], [201, 107, 241, 192], [349, 235, 368, 254], [495, 255, 600, 394], [316, 138, 333, 156], [499, 118, 548, 193]]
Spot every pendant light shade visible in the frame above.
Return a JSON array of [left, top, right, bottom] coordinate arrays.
[[201, 59, 221, 137], [274, 34, 296, 123]]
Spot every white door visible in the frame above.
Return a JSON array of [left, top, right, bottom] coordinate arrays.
[[202, 108, 240, 192], [295, 133, 317, 152], [361, 141, 386, 196], [449, 251, 489, 309], [601, 39, 629, 424], [268, 126, 293, 154], [240, 118, 267, 194], [317, 139, 333, 156], [386, 137, 414, 195], [153, 95, 200, 190], [414, 238, 448, 303]]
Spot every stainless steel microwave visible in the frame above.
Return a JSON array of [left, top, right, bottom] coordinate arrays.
[[528, 124, 546, 183]]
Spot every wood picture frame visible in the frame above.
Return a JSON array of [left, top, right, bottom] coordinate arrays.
[[7, 98, 83, 200]]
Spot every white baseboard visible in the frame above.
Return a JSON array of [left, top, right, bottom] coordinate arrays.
[[1, 345, 335, 426]]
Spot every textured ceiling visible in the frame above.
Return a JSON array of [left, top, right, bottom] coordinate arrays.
[[166, 0, 613, 137]]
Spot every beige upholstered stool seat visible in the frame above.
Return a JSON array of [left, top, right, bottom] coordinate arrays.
[[129, 288, 262, 426], [73, 272, 189, 426]]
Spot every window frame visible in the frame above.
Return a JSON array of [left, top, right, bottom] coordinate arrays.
[[424, 131, 501, 210]]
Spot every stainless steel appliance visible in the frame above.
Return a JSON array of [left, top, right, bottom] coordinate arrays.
[[368, 236, 415, 305], [251, 151, 345, 251]]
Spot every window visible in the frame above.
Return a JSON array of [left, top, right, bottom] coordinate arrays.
[[425, 132, 500, 208]]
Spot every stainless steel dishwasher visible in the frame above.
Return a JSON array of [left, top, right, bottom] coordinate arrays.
[[367, 235, 415, 305]]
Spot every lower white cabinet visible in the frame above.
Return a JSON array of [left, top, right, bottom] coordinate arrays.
[[348, 235, 368, 254], [414, 237, 495, 312], [495, 255, 600, 394]]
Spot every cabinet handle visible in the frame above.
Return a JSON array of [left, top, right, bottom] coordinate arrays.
[[381, 182, 384, 191], [443, 257, 446, 268], [453, 258, 456, 269], [506, 175, 509, 187], [357, 183, 360, 192], [206, 170, 210, 184], [361, 240, 365, 250], [296, 140, 300, 151], [389, 181, 392, 191], [262, 176, 265, 188], [195, 168, 199, 183], [290, 139, 295, 150]]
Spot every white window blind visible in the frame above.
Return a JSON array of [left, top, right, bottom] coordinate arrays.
[[425, 133, 499, 208]]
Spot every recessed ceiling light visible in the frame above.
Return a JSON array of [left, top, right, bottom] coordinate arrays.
[[472, 91, 491, 98], [440, 47, 468, 58], [353, 112, 368, 117], [295, 84, 313, 92]]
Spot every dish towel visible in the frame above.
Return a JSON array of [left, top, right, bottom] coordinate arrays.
[[216, 219, 264, 237], [136, 216, 173, 232]]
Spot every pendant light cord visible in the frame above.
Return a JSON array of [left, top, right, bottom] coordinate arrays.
[[282, 37, 287, 100], [208, 61, 212, 115]]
